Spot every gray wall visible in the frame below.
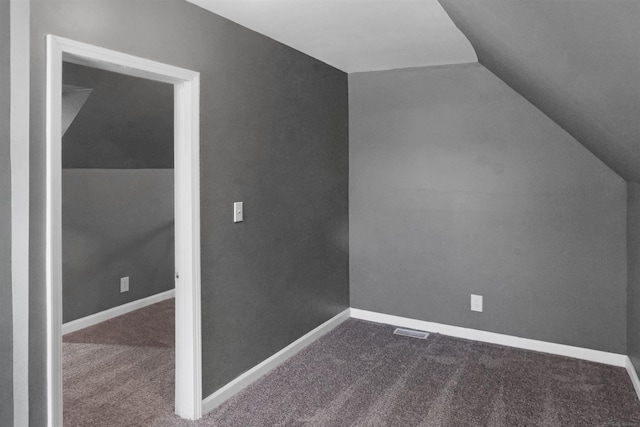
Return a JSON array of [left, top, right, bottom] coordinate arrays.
[[62, 63, 174, 322], [439, 0, 640, 183], [63, 62, 174, 169], [628, 183, 640, 371], [349, 64, 627, 353], [29, 1, 349, 423], [0, 0, 13, 424], [62, 169, 174, 323]]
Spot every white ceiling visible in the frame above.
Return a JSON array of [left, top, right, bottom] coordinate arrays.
[[186, 0, 477, 73]]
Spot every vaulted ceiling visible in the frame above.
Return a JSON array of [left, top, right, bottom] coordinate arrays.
[[439, 0, 640, 183], [186, 0, 477, 72], [186, 0, 639, 183]]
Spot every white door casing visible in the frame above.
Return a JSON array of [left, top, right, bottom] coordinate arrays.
[[45, 35, 202, 425]]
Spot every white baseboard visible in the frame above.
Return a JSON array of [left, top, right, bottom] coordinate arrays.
[[62, 289, 175, 335], [350, 308, 627, 367], [626, 357, 640, 401], [201, 308, 351, 415]]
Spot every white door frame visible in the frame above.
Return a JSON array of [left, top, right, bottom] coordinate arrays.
[[45, 35, 202, 425]]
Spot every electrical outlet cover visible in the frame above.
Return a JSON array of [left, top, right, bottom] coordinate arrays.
[[471, 294, 483, 312], [120, 276, 129, 293]]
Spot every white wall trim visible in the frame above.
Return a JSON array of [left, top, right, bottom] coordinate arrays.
[[350, 309, 627, 367], [626, 357, 640, 402], [10, 1, 30, 426], [46, 35, 202, 424], [201, 309, 351, 416], [62, 290, 175, 335]]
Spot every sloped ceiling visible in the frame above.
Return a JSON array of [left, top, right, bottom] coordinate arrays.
[[185, 0, 639, 182], [63, 62, 174, 168], [62, 85, 93, 137], [439, 0, 640, 183], [185, 0, 477, 72]]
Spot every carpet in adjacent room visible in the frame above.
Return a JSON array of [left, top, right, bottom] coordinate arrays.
[[63, 298, 189, 427]]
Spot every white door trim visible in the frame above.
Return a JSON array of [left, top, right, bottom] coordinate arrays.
[[10, 1, 31, 425], [45, 35, 202, 425]]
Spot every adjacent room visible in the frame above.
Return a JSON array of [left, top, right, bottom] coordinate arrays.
[[60, 62, 176, 425], [3, 0, 640, 425]]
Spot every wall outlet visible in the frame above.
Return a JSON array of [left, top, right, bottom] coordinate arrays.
[[471, 294, 483, 312], [120, 276, 129, 293]]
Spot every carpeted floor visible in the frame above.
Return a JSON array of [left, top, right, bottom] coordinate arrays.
[[63, 300, 640, 426], [63, 299, 185, 427]]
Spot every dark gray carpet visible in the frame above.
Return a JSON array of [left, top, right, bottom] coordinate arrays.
[[64, 300, 640, 426], [63, 299, 184, 427]]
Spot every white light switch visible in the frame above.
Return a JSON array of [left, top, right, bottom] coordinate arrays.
[[234, 202, 243, 223], [471, 294, 483, 312], [120, 276, 129, 293]]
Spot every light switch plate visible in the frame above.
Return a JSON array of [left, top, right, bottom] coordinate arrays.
[[120, 276, 129, 293], [234, 202, 243, 223]]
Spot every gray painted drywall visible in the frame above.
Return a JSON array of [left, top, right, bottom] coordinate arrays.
[[628, 183, 640, 371], [0, 0, 13, 424], [61, 63, 174, 322], [62, 169, 174, 323], [29, 1, 349, 423], [63, 62, 174, 168], [439, 0, 640, 183], [349, 64, 626, 353]]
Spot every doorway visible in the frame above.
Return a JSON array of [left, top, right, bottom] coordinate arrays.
[[46, 36, 202, 425]]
